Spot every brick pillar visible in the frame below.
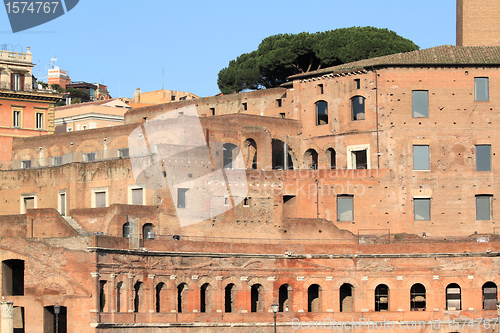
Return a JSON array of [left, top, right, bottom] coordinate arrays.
[[169, 275, 177, 313], [148, 275, 156, 313], [90, 272, 100, 313], [109, 274, 117, 313], [127, 274, 135, 313], [1, 301, 13, 333]]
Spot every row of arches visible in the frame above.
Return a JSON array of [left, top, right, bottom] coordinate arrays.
[[103, 280, 499, 314], [315, 96, 366, 126]]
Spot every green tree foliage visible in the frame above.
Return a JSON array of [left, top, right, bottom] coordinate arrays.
[[65, 87, 90, 101], [217, 27, 419, 94]]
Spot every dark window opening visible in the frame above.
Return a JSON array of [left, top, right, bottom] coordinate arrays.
[[446, 283, 461, 310], [200, 283, 210, 313], [410, 283, 426, 311], [326, 148, 336, 169], [340, 283, 353, 312], [134, 281, 143, 313], [318, 84, 324, 94], [304, 149, 318, 169], [155, 282, 165, 313], [116, 282, 123, 313], [99, 280, 107, 312], [483, 282, 497, 310], [177, 188, 188, 208], [354, 79, 361, 89], [177, 283, 188, 313], [279, 112, 285, 118], [2, 259, 24, 296], [351, 96, 365, 120], [278, 284, 292, 312], [277, 99, 282, 107], [352, 150, 367, 169], [272, 139, 295, 170], [251, 284, 264, 313], [210, 107, 215, 116], [243, 197, 250, 206], [122, 222, 133, 238], [142, 223, 154, 239], [225, 283, 236, 313], [316, 101, 328, 125], [43, 305, 67, 333], [118, 148, 129, 158], [375, 284, 389, 312], [223, 143, 239, 169], [21, 160, 31, 169], [308, 284, 321, 312], [13, 306, 24, 333], [13, 110, 21, 127], [36, 113, 44, 129], [242, 102, 247, 110]]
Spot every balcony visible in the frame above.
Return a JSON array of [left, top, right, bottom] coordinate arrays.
[[0, 50, 32, 64]]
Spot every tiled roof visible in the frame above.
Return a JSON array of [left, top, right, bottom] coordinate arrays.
[[290, 45, 500, 79]]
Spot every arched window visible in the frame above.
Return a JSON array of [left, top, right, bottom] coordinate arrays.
[[122, 222, 132, 238], [2, 259, 24, 296], [308, 284, 321, 312], [316, 101, 328, 125], [375, 284, 389, 311], [200, 283, 211, 313], [156, 282, 165, 313], [134, 281, 144, 313], [251, 284, 264, 313], [272, 139, 295, 170], [446, 283, 461, 310], [225, 283, 236, 313], [279, 284, 292, 312], [304, 149, 318, 169], [142, 223, 154, 239], [482, 282, 497, 310], [410, 283, 426, 311], [351, 96, 365, 120], [326, 148, 336, 169], [244, 139, 258, 170], [177, 283, 188, 313], [340, 283, 353, 312], [116, 281, 123, 312]]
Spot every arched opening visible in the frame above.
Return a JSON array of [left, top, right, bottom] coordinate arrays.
[[177, 283, 188, 313], [243, 139, 258, 170], [225, 283, 236, 313], [99, 280, 107, 312], [43, 305, 67, 333], [375, 284, 389, 312], [308, 284, 321, 312], [316, 101, 328, 125], [446, 283, 461, 310], [351, 96, 365, 120], [155, 282, 165, 313], [122, 222, 132, 238], [279, 284, 292, 312], [340, 283, 353, 312], [142, 223, 154, 239], [304, 149, 318, 169], [410, 283, 426, 311], [223, 143, 239, 169], [272, 139, 296, 170], [133, 281, 144, 313], [251, 284, 264, 313], [483, 282, 497, 310], [326, 148, 336, 169], [200, 283, 211, 313], [116, 282, 123, 312], [2, 259, 24, 296]]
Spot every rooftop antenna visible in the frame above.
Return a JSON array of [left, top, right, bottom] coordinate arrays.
[[50, 56, 57, 69]]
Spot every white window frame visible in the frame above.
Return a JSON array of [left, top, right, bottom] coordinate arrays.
[[91, 187, 109, 208], [128, 185, 146, 205], [346, 144, 370, 170], [20, 193, 37, 214]]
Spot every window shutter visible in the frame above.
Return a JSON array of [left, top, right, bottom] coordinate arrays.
[[10, 73, 14, 90], [19, 75, 24, 91]]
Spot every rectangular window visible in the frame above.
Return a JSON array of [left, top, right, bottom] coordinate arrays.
[[412, 90, 429, 117], [171, 95, 176, 101], [13, 110, 21, 127], [475, 77, 489, 101], [210, 108, 215, 116], [337, 195, 353, 221], [131, 188, 144, 205], [279, 113, 285, 118], [53, 156, 62, 166], [36, 113, 44, 129], [242, 102, 248, 110], [413, 145, 430, 171], [118, 148, 129, 158], [476, 145, 491, 171], [58, 191, 66, 216], [414, 198, 430, 220], [12, 73, 20, 91], [177, 188, 188, 208], [84, 152, 96, 162], [318, 84, 324, 94], [21, 160, 31, 169], [354, 79, 361, 89], [95, 191, 106, 208], [476, 195, 492, 220], [277, 99, 282, 107]]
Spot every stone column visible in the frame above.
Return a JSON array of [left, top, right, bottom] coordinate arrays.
[[127, 274, 135, 313], [148, 275, 156, 313], [109, 274, 117, 313], [1, 301, 13, 333], [90, 272, 100, 313]]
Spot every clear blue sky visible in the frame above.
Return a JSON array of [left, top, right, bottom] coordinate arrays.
[[0, 0, 456, 98]]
